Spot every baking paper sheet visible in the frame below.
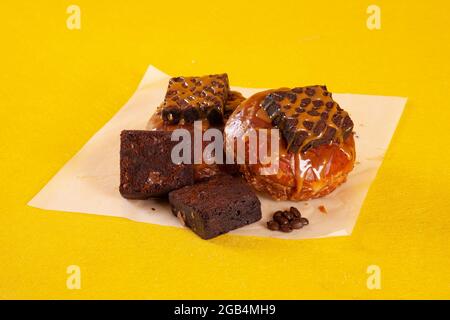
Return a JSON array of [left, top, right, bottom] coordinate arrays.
[[28, 65, 407, 239]]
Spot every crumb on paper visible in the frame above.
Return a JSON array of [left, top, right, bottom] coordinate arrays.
[[318, 205, 328, 214]]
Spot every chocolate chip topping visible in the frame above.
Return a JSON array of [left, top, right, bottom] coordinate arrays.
[[305, 88, 316, 96], [313, 100, 324, 108], [301, 98, 311, 107], [162, 74, 229, 125], [260, 85, 354, 153], [313, 119, 327, 135], [303, 121, 314, 130]]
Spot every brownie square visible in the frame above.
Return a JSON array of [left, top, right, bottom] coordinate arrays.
[[168, 175, 262, 239], [161, 74, 229, 125], [120, 130, 194, 199]]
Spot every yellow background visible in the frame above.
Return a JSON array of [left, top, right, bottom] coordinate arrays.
[[1, 0, 449, 299]]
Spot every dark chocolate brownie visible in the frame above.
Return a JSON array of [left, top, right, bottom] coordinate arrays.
[[168, 175, 262, 239], [120, 130, 194, 199]]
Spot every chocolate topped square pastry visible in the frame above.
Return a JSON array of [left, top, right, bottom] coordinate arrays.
[[161, 74, 229, 125], [119, 130, 194, 199]]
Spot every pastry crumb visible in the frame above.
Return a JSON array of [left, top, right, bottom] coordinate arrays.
[[318, 205, 327, 214]]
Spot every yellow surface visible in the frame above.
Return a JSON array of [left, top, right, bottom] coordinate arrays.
[[1, 0, 449, 299]]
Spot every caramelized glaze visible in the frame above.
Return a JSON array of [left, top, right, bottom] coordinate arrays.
[[224, 89, 356, 201], [161, 74, 229, 125]]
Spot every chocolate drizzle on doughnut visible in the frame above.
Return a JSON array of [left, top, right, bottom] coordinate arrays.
[[260, 86, 354, 153], [161, 74, 229, 125]]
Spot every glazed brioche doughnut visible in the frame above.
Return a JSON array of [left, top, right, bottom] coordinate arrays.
[[224, 86, 356, 201]]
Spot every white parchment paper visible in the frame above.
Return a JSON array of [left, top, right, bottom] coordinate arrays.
[[28, 66, 407, 239]]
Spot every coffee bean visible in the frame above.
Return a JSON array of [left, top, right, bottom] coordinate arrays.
[[300, 217, 309, 226], [283, 210, 294, 221], [290, 219, 304, 229], [267, 221, 280, 231], [267, 208, 308, 232], [273, 211, 284, 220], [280, 225, 293, 233], [289, 207, 301, 218], [277, 217, 289, 225]]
